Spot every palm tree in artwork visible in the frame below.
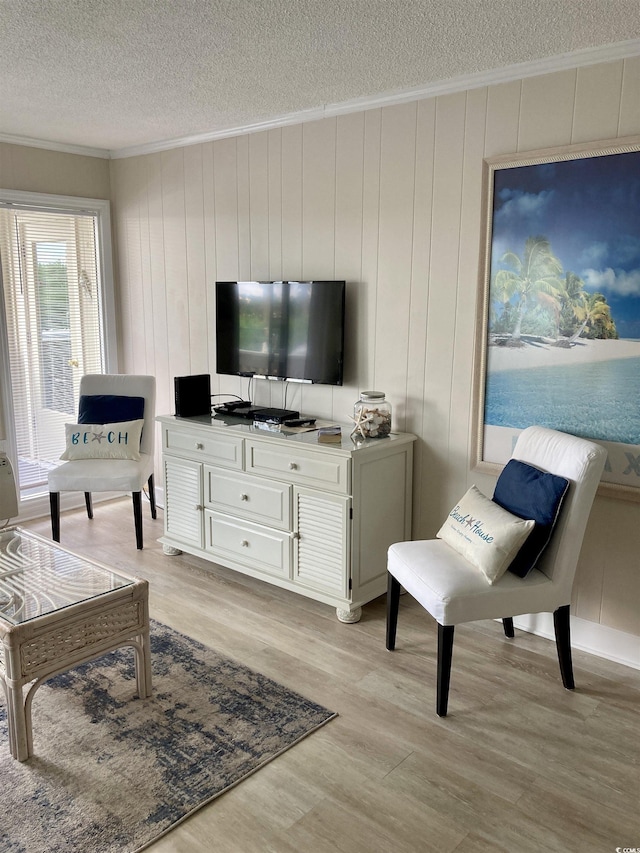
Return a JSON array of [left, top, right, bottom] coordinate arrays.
[[493, 236, 564, 343], [556, 271, 588, 340], [566, 291, 617, 343]]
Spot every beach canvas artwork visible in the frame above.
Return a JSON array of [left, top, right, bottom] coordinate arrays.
[[481, 142, 640, 492]]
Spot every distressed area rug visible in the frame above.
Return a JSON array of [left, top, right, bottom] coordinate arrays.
[[0, 620, 336, 852]]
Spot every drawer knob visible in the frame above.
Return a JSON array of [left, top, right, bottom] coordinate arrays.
[[289, 461, 298, 470], [240, 539, 249, 547], [195, 442, 204, 450], [240, 493, 248, 501], [195, 504, 203, 511]]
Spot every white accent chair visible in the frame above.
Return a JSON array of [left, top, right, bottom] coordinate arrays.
[[386, 426, 607, 716], [48, 374, 156, 549]]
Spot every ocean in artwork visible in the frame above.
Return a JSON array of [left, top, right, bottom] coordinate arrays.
[[484, 355, 640, 445]]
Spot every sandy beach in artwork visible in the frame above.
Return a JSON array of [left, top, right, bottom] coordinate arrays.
[[487, 337, 640, 372]]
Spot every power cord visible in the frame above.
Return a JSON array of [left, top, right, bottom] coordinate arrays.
[[211, 393, 245, 403]]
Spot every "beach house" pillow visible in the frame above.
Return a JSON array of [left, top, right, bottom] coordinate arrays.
[[437, 485, 535, 584]]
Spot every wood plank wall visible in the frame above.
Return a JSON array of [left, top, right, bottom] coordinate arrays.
[[108, 56, 639, 643]]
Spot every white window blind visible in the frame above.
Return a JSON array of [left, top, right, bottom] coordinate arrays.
[[0, 200, 110, 499]]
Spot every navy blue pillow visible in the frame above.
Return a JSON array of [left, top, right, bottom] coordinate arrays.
[[492, 459, 570, 578], [78, 394, 145, 425]]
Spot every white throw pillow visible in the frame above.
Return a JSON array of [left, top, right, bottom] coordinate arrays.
[[437, 485, 534, 584], [60, 420, 144, 462]]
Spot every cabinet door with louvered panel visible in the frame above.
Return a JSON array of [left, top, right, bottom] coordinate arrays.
[[163, 456, 204, 549], [293, 488, 351, 597]]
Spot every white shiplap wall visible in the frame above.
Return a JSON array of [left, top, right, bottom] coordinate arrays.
[[110, 57, 640, 646]]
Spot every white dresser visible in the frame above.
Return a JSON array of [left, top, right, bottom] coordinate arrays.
[[157, 415, 415, 622]]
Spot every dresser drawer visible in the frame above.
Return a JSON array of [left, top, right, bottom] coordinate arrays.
[[204, 467, 291, 530], [245, 440, 350, 494], [205, 511, 291, 578], [163, 425, 243, 469]]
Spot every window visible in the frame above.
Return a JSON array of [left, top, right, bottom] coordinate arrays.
[[0, 190, 116, 512]]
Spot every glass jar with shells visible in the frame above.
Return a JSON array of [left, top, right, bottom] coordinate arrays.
[[351, 391, 392, 439]]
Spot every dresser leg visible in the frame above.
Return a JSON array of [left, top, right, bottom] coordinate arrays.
[[336, 606, 362, 623]]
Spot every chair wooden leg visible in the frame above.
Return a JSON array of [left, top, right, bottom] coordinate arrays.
[[49, 492, 60, 542], [553, 604, 575, 689], [502, 617, 515, 638], [386, 573, 401, 650], [84, 492, 93, 519], [132, 491, 143, 550], [437, 624, 455, 717], [148, 474, 157, 519]]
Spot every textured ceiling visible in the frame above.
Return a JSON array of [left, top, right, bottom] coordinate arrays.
[[1, 0, 640, 156]]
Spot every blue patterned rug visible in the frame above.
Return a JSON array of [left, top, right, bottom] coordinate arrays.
[[0, 620, 336, 852]]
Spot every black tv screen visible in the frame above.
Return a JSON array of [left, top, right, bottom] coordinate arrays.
[[215, 281, 345, 385]]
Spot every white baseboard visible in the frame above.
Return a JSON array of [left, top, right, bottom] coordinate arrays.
[[155, 485, 165, 512], [514, 613, 640, 671], [15, 490, 129, 524]]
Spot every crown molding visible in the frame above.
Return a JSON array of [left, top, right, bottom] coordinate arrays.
[[0, 132, 110, 159], [2, 38, 639, 161], [110, 107, 327, 159], [107, 38, 640, 159], [327, 38, 640, 115]]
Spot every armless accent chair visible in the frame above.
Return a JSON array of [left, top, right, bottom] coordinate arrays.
[[48, 374, 156, 549], [386, 426, 606, 716]]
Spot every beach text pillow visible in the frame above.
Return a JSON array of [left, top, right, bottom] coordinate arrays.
[[493, 459, 570, 578], [60, 419, 144, 461], [437, 485, 535, 584]]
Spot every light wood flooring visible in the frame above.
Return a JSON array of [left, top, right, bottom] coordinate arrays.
[[22, 499, 640, 853]]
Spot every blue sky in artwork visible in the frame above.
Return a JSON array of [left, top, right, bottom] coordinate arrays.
[[491, 150, 640, 338]]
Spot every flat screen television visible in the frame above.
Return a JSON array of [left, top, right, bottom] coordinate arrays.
[[215, 280, 346, 385]]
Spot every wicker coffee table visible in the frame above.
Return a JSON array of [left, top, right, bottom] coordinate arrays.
[[0, 527, 151, 761]]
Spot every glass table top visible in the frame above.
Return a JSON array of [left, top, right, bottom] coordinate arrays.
[[0, 528, 134, 626]]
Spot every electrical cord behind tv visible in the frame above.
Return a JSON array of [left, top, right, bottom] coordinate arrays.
[[211, 373, 255, 408], [211, 393, 244, 401]]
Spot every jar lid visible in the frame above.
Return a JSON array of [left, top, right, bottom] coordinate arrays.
[[360, 391, 385, 400]]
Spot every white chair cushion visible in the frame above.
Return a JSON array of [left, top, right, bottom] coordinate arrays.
[[436, 485, 534, 584], [388, 539, 566, 625], [48, 453, 154, 493]]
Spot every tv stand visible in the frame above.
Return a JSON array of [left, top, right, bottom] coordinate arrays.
[[157, 415, 415, 622]]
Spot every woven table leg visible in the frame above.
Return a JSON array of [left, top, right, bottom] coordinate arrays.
[[6, 682, 30, 761]]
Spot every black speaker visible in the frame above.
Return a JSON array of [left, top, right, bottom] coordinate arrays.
[[174, 374, 211, 417]]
